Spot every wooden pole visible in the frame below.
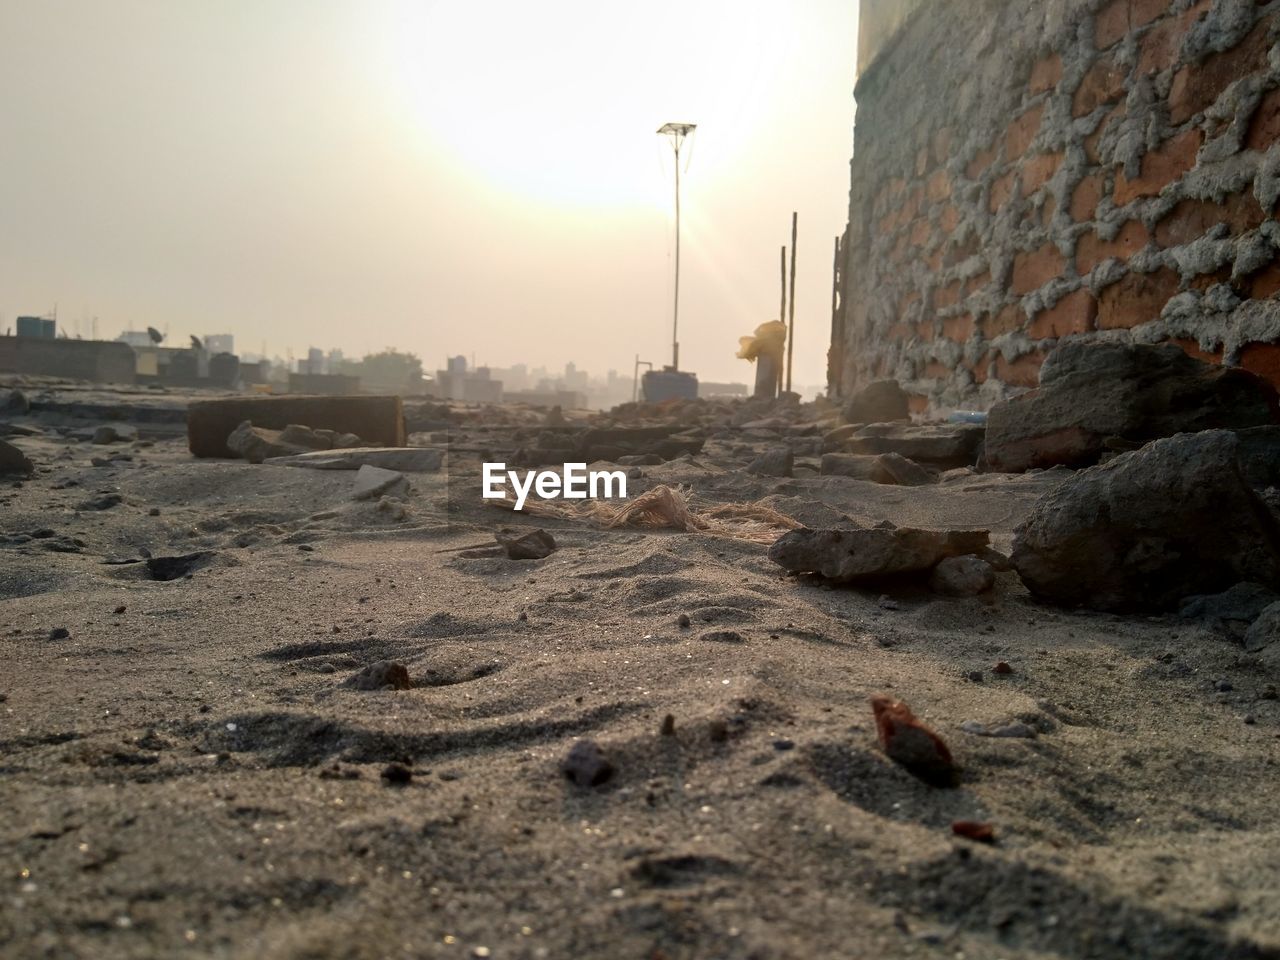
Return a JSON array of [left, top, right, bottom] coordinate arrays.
[[778, 245, 787, 395], [786, 212, 798, 394]]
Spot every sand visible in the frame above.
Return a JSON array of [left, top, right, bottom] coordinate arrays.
[[2, 386, 1279, 960]]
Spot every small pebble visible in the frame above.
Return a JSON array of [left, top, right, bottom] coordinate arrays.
[[967, 670, 983, 682], [993, 661, 1013, 674], [562, 740, 614, 787], [381, 762, 413, 786], [49, 627, 70, 640], [1216, 680, 1234, 692], [113, 605, 127, 615], [677, 613, 691, 629], [772, 738, 795, 751], [659, 714, 676, 736]]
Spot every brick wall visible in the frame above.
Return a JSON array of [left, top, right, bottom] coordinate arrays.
[[832, 0, 1280, 413]]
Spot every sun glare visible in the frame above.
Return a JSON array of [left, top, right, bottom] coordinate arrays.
[[380, 0, 789, 211]]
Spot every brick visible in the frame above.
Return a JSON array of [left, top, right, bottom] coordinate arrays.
[[1096, 267, 1181, 328], [1006, 104, 1044, 159], [964, 271, 990, 296], [1029, 288, 1099, 339], [1239, 342, 1280, 387], [1070, 172, 1105, 221], [187, 395, 406, 458], [1023, 151, 1062, 193], [886, 322, 914, 342], [1085, 105, 1124, 163], [907, 394, 930, 415], [1189, 266, 1232, 291], [1113, 127, 1203, 204], [1246, 86, 1280, 152], [1138, 11, 1185, 75], [983, 304, 1025, 338], [1076, 219, 1150, 274], [934, 281, 962, 310], [926, 247, 944, 272], [1154, 193, 1265, 247], [1041, 196, 1057, 226], [1095, 0, 1131, 49], [916, 146, 930, 177], [1012, 243, 1067, 295], [1170, 337, 1222, 364], [932, 128, 954, 166], [923, 361, 950, 379], [1029, 53, 1063, 94], [966, 144, 998, 180], [926, 168, 951, 203], [969, 354, 991, 383], [1169, 18, 1273, 124], [1251, 262, 1280, 299], [989, 171, 1017, 213], [942, 314, 975, 342], [939, 203, 959, 234], [995, 351, 1045, 388], [1074, 54, 1128, 117], [910, 218, 931, 247]]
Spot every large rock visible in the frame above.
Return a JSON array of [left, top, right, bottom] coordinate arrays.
[[768, 523, 990, 582], [843, 380, 910, 424], [352, 464, 405, 500], [226, 421, 312, 463], [844, 422, 984, 469], [0, 438, 34, 476], [1011, 430, 1280, 611], [984, 341, 1278, 473], [747, 446, 794, 477], [820, 452, 935, 485]]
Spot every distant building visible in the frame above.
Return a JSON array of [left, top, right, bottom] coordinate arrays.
[[204, 334, 235, 355], [117, 330, 156, 348], [16, 316, 56, 339]]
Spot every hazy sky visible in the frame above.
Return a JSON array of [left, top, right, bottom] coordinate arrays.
[[0, 1, 859, 390]]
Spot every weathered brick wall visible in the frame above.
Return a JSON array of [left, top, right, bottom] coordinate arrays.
[[832, 0, 1280, 413], [0, 337, 137, 384]]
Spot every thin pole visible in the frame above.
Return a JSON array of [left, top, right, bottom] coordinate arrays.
[[830, 235, 840, 324], [633, 354, 639, 403], [786, 212, 797, 393], [779, 246, 787, 325], [672, 144, 681, 371]]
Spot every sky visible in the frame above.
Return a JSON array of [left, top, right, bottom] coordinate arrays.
[[0, 0, 860, 392]]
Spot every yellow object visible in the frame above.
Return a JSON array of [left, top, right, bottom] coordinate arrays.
[[736, 320, 787, 362]]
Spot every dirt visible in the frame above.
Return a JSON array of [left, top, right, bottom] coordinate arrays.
[[2, 384, 1279, 960]]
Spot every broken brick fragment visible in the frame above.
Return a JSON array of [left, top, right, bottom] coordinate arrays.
[[951, 820, 996, 843], [871, 695, 957, 786]]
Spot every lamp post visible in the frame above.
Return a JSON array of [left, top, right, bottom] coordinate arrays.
[[657, 122, 695, 371]]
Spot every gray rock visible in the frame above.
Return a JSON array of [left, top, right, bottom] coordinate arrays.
[[876, 452, 936, 486], [843, 379, 909, 424], [929, 556, 996, 597], [561, 739, 614, 787], [822, 423, 863, 451], [265, 446, 444, 473], [960, 720, 1036, 738], [769, 524, 990, 583], [984, 341, 1279, 473], [1, 388, 29, 414], [226, 421, 311, 463], [0, 438, 34, 477], [352, 464, 405, 501], [747, 446, 794, 477], [1244, 602, 1280, 654], [845, 422, 984, 468], [278, 423, 334, 450], [819, 452, 934, 485], [1012, 431, 1280, 611], [1180, 582, 1280, 639], [495, 528, 556, 560], [344, 660, 411, 691]]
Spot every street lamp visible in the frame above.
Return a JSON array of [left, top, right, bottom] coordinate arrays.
[[657, 122, 695, 371]]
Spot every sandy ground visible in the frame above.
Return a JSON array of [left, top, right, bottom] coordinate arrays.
[[2, 388, 1280, 960]]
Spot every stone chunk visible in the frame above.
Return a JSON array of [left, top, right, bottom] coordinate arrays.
[[845, 422, 985, 468], [226, 421, 311, 463], [1011, 430, 1280, 611], [984, 341, 1278, 473], [495, 528, 557, 560], [871, 695, 955, 786], [1180, 582, 1280, 639], [768, 524, 990, 583], [351, 464, 405, 501], [344, 660, 411, 691], [929, 556, 996, 596], [264, 447, 444, 472], [561, 739, 614, 787], [819, 452, 935, 485], [188, 394, 404, 458], [0, 438, 34, 476], [843, 379, 910, 424], [747, 446, 794, 477], [1244, 602, 1280, 654]]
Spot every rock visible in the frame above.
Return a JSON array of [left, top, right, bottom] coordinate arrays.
[[561, 739, 613, 787], [49, 627, 70, 640], [495, 528, 556, 560], [951, 821, 995, 843], [77, 493, 123, 510], [819, 452, 934, 485], [1244, 602, 1280, 654], [843, 379, 910, 424], [344, 660, 411, 691], [226, 421, 311, 463], [0, 438, 34, 477], [993, 661, 1013, 674], [1180, 582, 1280, 639], [929, 556, 996, 597], [380, 762, 413, 786], [264, 446, 443, 472], [699, 630, 744, 643], [1, 388, 30, 413], [92, 425, 119, 444], [188, 395, 406, 459], [870, 695, 955, 786], [769, 524, 989, 583], [984, 341, 1279, 473], [352, 464, 405, 500], [975, 546, 1013, 572], [822, 423, 863, 451], [278, 423, 334, 450], [146, 552, 218, 581], [747, 446, 794, 477], [1011, 431, 1280, 611], [875, 452, 936, 486], [845, 423, 984, 468]]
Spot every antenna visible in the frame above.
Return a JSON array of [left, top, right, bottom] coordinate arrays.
[[657, 122, 696, 371]]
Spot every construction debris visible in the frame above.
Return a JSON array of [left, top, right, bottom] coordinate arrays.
[[871, 695, 956, 786], [769, 524, 990, 583], [188, 394, 405, 458]]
